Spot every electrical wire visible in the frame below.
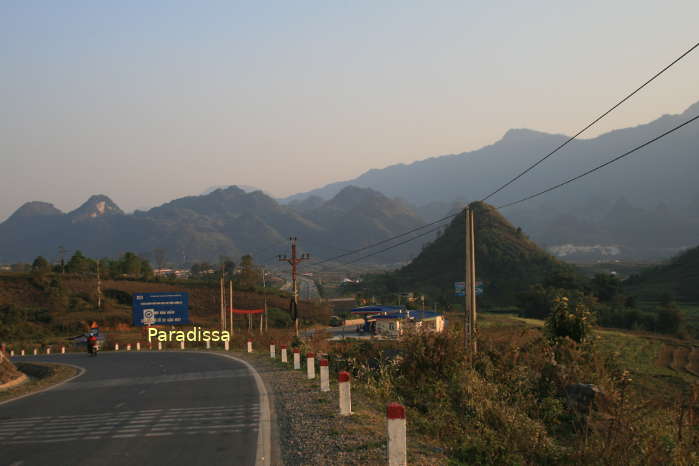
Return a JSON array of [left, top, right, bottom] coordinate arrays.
[[481, 41, 699, 203], [496, 113, 699, 210], [343, 223, 448, 265]]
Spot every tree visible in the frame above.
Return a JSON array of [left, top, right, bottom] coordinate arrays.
[[65, 250, 93, 274], [238, 254, 259, 289], [656, 304, 683, 334], [122, 252, 142, 277], [31, 256, 51, 274], [545, 293, 594, 343], [591, 273, 622, 302]]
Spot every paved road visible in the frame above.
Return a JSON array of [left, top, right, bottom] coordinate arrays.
[[0, 351, 268, 466]]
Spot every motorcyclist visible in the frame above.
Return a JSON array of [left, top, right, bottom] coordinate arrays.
[[87, 333, 98, 354]]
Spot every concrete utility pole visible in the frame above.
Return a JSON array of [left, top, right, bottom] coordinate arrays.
[[262, 268, 268, 332], [464, 206, 477, 353], [229, 279, 234, 335], [278, 237, 311, 337], [96, 259, 102, 310], [220, 265, 225, 332]]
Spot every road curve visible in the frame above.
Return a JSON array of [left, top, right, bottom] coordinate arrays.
[[1, 351, 269, 466]]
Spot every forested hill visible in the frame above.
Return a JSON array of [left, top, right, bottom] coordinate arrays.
[[625, 245, 699, 301], [366, 202, 575, 305]]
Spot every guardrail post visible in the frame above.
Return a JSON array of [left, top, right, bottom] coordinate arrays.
[[270, 343, 276, 359], [46, 347, 51, 355], [21, 349, 25, 356], [224, 340, 229, 351], [180, 340, 185, 350], [61, 346, 65, 354], [33, 348, 38, 356], [10, 349, 14, 357], [115, 342, 119, 351], [126, 343, 131, 351], [320, 359, 329, 391], [293, 348, 301, 370], [206, 339, 211, 350], [281, 345, 288, 363], [339, 371, 351, 415], [247, 338, 253, 353], [158, 341, 162, 351], [387, 403, 407, 466], [136, 341, 141, 351], [306, 353, 316, 379]]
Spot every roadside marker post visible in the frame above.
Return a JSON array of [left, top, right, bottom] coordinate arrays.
[[114, 343, 119, 351], [270, 343, 275, 359], [158, 341, 162, 351], [281, 345, 288, 363], [136, 342, 141, 351], [224, 340, 229, 351], [46, 347, 51, 355], [206, 339, 211, 350], [320, 359, 329, 392], [338, 371, 352, 416], [387, 403, 407, 466], [33, 348, 37, 356], [247, 338, 253, 353], [61, 346, 65, 354], [293, 348, 301, 370], [180, 341, 185, 350], [10, 349, 14, 357], [306, 353, 316, 379], [126, 344, 131, 351], [21, 349, 25, 356]]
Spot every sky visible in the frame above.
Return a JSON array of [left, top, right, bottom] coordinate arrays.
[[1, 1, 698, 220]]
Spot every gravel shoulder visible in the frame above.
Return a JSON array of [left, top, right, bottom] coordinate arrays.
[[232, 350, 448, 466]]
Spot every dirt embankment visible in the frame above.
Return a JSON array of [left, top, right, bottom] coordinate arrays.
[[0, 354, 25, 386]]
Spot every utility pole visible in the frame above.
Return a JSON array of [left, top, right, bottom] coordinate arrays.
[[278, 237, 311, 337], [59, 246, 66, 274], [229, 279, 234, 335], [464, 206, 477, 353], [96, 259, 102, 310], [220, 264, 225, 332], [262, 268, 268, 332]]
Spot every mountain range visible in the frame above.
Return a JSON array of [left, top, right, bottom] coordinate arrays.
[[0, 187, 428, 265], [283, 101, 699, 261]]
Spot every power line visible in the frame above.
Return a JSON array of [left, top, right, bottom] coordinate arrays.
[[481, 41, 699, 203], [315, 214, 456, 265], [343, 224, 447, 265], [496, 113, 699, 210], [332, 110, 699, 266]]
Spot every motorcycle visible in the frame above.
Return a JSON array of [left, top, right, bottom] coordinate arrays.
[[87, 343, 99, 356]]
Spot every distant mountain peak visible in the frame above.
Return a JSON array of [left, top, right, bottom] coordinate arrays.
[[500, 128, 561, 142], [8, 201, 63, 221], [69, 195, 123, 221]]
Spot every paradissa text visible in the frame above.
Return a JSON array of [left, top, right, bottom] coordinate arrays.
[[147, 326, 231, 342]]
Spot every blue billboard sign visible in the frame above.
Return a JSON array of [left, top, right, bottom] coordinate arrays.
[[132, 292, 189, 326]]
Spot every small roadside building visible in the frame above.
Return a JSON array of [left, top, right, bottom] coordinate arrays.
[[374, 310, 445, 338]]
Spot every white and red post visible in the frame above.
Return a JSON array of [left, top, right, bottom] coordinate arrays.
[[136, 341, 141, 351], [387, 403, 407, 466], [224, 340, 229, 351], [293, 348, 301, 370], [180, 340, 185, 350], [206, 339, 211, 350], [158, 341, 162, 351], [338, 371, 351, 416], [114, 342, 119, 351], [21, 349, 25, 356], [270, 342, 276, 359], [46, 346, 51, 355], [320, 359, 329, 392], [306, 353, 315, 379], [10, 349, 14, 357], [281, 345, 288, 363], [61, 346, 65, 354], [33, 348, 38, 356], [247, 338, 253, 353]]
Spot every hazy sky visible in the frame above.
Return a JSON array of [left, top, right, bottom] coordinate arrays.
[[2, 1, 698, 220]]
